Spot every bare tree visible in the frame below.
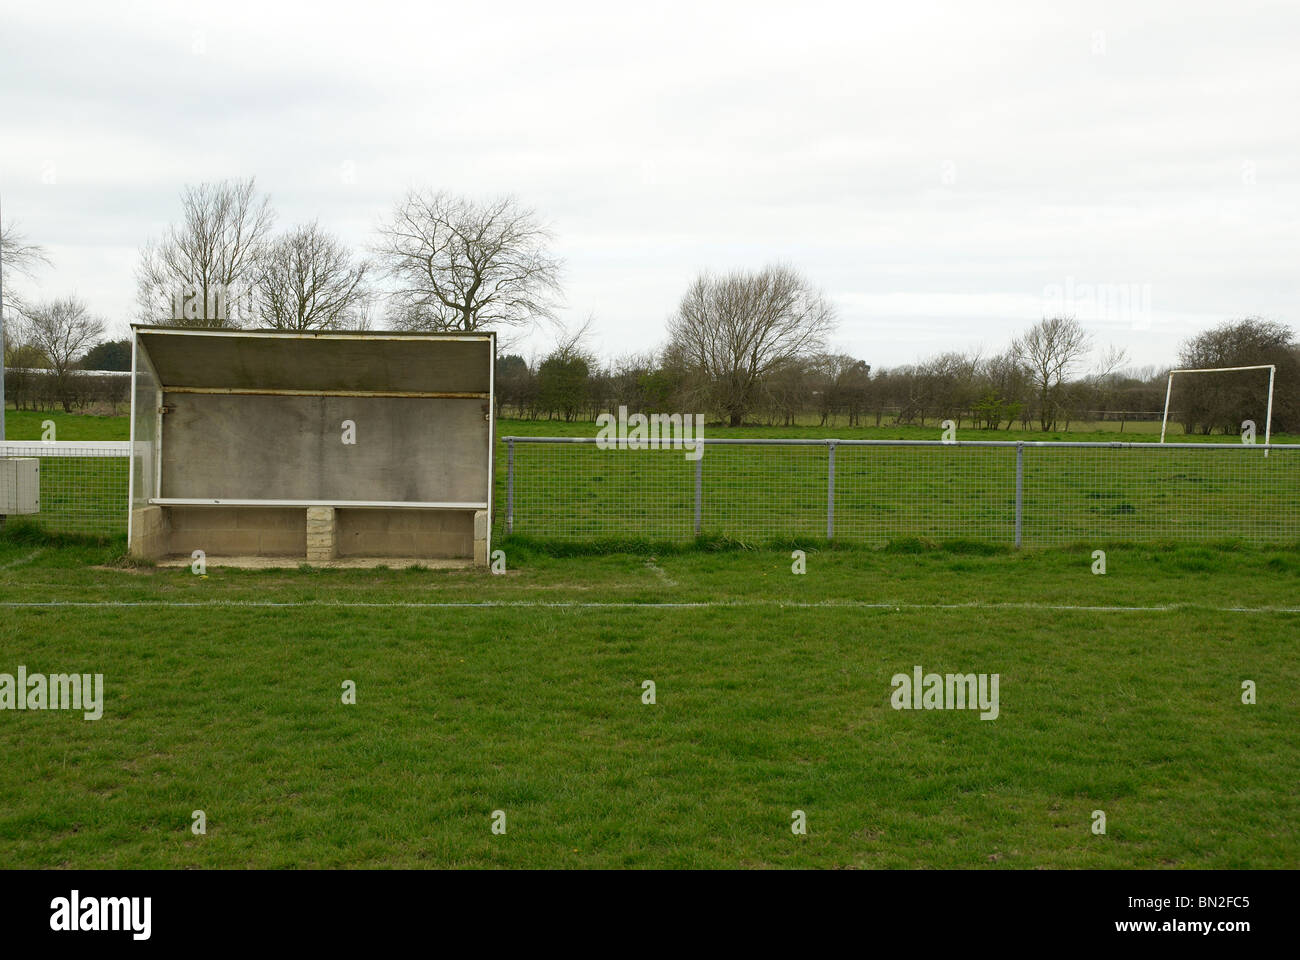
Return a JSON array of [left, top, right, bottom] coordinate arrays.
[[920, 349, 982, 427], [1, 219, 50, 317], [21, 297, 105, 412], [135, 177, 275, 326], [374, 191, 562, 332], [1, 214, 51, 432], [536, 317, 596, 421], [255, 221, 371, 330], [667, 264, 836, 426], [974, 350, 1029, 430], [808, 353, 871, 426], [762, 357, 814, 427], [1013, 316, 1092, 431], [1089, 343, 1129, 383], [349, 292, 381, 331]]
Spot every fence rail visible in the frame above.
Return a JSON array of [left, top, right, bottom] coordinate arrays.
[[502, 436, 1300, 546], [0, 441, 130, 536]]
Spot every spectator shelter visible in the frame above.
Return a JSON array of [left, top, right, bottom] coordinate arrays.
[[128, 327, 495, 565]]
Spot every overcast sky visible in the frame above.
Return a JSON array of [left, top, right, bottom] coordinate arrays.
[[1, 0, 1297, 370]]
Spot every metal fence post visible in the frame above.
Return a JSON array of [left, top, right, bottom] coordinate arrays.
[[826, 441, 836, 540], [694, 454, 702, 537], [1014, 441, 1023, 548], [506, 438, 514, 535]]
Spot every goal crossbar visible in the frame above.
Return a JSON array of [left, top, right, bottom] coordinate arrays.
[[1160, 364, 1276, 453]]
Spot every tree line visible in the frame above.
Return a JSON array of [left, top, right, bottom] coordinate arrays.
[[2, 178, 1296, 430], [501, 313, 1298, 434]]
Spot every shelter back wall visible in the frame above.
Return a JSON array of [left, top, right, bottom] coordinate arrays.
[[160, 394, 489, 503]]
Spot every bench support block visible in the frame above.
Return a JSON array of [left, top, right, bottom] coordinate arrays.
[[306, 506, 337, 563]]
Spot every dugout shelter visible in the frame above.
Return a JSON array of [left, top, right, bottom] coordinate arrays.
[[127, 326, 495, 566]]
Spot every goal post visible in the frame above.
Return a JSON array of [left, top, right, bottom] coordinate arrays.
[[1160, 364, 1276, 454]]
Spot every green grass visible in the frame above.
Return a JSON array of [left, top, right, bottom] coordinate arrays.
[[0, 536, 1296, 868], [3, 409, 128, 441]]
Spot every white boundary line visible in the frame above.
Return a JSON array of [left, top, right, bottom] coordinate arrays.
[[0, 599, 1297, 613]]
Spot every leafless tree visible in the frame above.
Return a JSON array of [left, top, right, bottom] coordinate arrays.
[[1, 219, 50, 317], [350, 292, 381, 331], [919, 349, 983, 427], [374, 191, 562, 332], [974, 349, 1030, 429], [1013, 316, 1092, 431], [667, 264, 836, 426], [1089, 343, 1129, 382], [255, 221, 371, 330], [547, 314, 597, 365], [135, 177, 275, 326], [536, 316, 596, 421], [20, 297, 105, 412], [806, 353, 871, 426]]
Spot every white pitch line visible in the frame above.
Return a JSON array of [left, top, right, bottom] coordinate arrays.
[[0, 599, 1298, 613]]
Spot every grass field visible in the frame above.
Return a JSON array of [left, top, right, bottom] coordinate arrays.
[[0, 532, 1296, 869], [3, 410, 1296, 869]]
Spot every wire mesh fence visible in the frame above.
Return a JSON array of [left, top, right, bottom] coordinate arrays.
[[0, 442, 130, 537], [501, 437, 1300, 546], [6, 436, 1300, 547]]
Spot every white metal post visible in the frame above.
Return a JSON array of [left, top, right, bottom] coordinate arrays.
[[487, 331, 495, 558], [1159, 372, 1174, 445], [826, 441, 836, 540], [1015, 442, 1024, 547], [506, 438, 514, 534], [694, 455, 702, 537], [1264, 364, 1275, 457], [126, 331, 137, 550]]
